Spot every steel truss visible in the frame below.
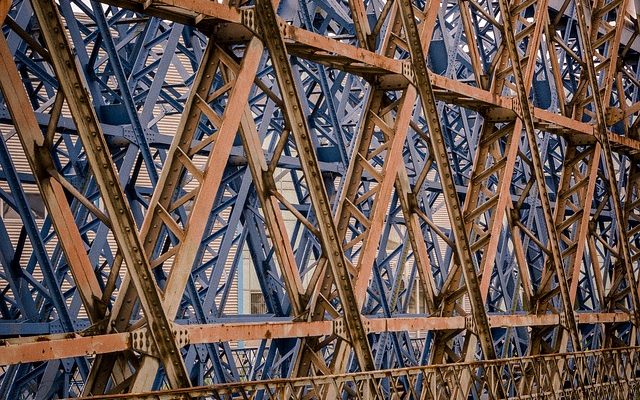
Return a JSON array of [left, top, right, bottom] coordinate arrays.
[[0, 0, 639, 397], [46, 347, 640, 399]]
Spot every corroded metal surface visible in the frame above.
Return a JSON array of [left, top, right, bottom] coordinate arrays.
[[1, 0, 640, 398], [74, 348, 640, 399]]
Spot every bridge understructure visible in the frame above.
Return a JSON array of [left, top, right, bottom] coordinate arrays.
[[1, 0, 640, 398]]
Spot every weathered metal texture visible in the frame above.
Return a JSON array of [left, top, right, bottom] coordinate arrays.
[[0, 0, 639, 398], [56, 347, 640, 399]]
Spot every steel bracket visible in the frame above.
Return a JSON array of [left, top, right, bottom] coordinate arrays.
[[512, 97, 523, 119], [131, 327, 159, 358], [465, 315, 476, 334], [401, 61, 415, 85], [605, 107, 623, 126], [172, 324, 190, 348], [124, 127, 156, 146], [131, 324, 190, 358], [242, 9, 257, 34], [559, 312, 577, 330], [333, 318, 350, 341]]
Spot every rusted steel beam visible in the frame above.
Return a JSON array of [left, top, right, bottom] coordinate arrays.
[[497, 0, 582, 351], [0, 36, 105, 323], [292, 0, 441, 380], [344, 0, 372, 50], [254, 0, 375, 372], [0, 0, 9, 23], [0, 313, 632, 366], [29, 0, 191, 389], [0, 332, 131, 366], [65, 347, 640, 400], [397, 0, 497, 361]]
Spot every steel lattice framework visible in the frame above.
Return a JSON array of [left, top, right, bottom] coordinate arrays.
[[0, 0, 640, 398]]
